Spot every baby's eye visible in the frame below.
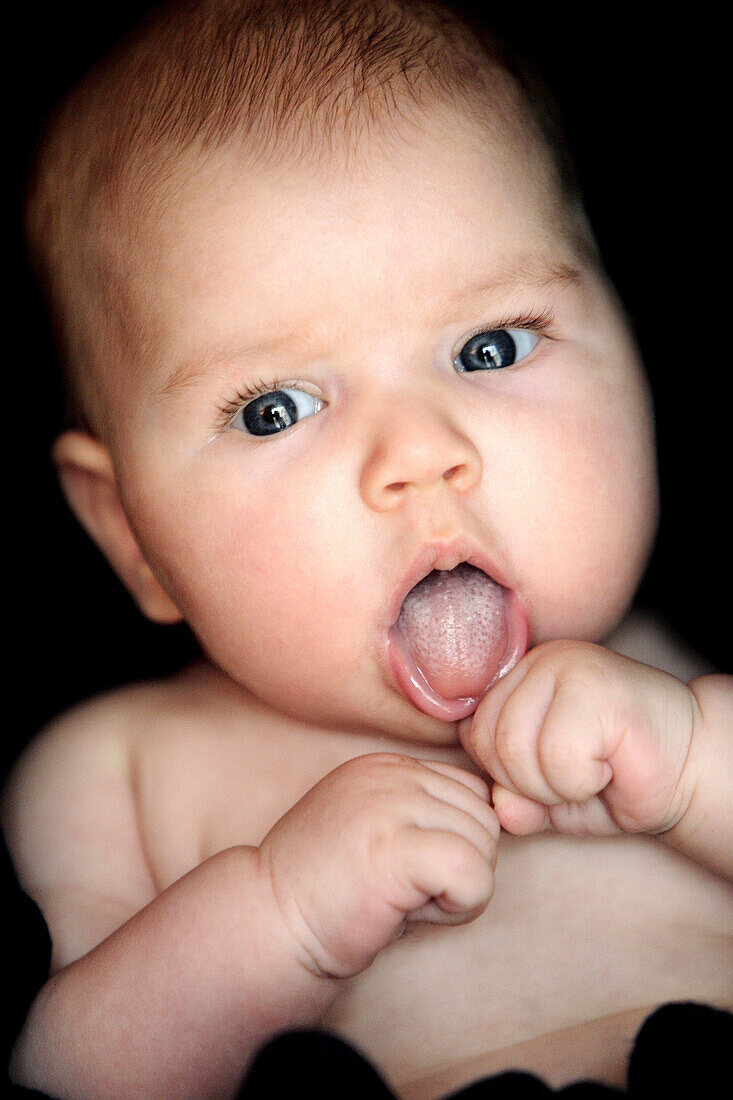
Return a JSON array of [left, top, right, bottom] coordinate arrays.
[[454, 328, 540, 372], [231, 388, 325, 436]]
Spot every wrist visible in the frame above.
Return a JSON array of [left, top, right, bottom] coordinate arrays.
[[651, 681, 701, 838], [658, 675, 733, 879], [230, 845, 341, 999], [254, 841, 353, 982]]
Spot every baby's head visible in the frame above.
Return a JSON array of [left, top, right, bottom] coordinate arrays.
[[28, 0, 658, 742]]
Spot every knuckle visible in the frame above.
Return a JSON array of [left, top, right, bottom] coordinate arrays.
[[466, 770, 492, 802], [367, 752, 424, 779], [538, 740, 590, 802], [371, 751, 418, 768], [334, 752, 418, 792], [347, 751, 413, 772], [446, 834, 491, 883], [537, 734, 576, 794], [553, 643, 615, 693], [537, 724, 572, 773], [495, 715, 526, 767]]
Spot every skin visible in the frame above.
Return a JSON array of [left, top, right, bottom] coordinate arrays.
[[4, 105, 731, 1099], [460, 639, 733, 877], [58, 108, 658, 741]]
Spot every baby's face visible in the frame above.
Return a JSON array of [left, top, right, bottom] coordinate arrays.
[[105, 107, 657, 743]]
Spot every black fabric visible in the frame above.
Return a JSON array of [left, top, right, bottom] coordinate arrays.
[[1, 831, 53, 1100], [240, 1029, 397, 1098], [3, 835, 731, 1099], [627, 1001, 732, 1097], [238, 1004, 733, 1099]]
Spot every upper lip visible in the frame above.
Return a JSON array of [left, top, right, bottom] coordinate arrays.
[[387, 534, 513, 629]]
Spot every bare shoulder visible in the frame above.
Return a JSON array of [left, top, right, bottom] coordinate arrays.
[[1, 663, 276, 969], [0, 675, 194, 970], [605, 607, 714, 682]]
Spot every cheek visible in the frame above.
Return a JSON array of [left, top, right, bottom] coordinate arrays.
[[497, 374, 658, 639], [132, 462, 369, 684]]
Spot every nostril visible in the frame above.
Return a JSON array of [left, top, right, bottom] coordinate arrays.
[[386, 482, 407, 493], [443, 465, 463, 481]]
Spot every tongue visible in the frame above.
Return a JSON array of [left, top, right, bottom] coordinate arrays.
[[396, 563, 509, 700]]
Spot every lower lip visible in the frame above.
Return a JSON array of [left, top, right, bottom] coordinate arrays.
[[387, 587, 529, 722]]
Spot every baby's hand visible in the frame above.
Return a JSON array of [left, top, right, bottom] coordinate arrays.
[[459, 641, 697, 839], [257, 754, 498, 979]]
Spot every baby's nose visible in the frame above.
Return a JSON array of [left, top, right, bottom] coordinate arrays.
[[360, 398, 482, 512]]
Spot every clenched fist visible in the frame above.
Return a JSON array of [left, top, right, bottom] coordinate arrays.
[[459, 641, 698, 839], [257, 753, 499, 979]]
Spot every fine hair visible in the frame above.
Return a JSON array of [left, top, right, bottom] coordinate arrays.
[[25, 0, 579, 435]]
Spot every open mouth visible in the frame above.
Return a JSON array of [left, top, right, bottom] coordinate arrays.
[[387, 561, 528, 721]]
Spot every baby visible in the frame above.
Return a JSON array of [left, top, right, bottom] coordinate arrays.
[[4, 1, 731, 1098]]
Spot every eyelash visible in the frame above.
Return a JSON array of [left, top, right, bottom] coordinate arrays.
[[457, 306, 556, 351], [215, 307, 556, 428], [216, 376, 304, 428]]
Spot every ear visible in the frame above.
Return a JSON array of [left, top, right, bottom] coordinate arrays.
[[52, 431, 183, 624]]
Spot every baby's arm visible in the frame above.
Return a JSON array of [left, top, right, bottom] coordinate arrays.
[[2, 711, 341, 1100], [4, 707, 497, 1100], [662, 673, 732, 877], [459, 642, 733, 879]]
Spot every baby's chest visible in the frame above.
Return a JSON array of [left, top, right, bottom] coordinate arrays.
[[138, 733, 731, 1093], [136, 721, 355, 887], [322, 837, 732, 1093]]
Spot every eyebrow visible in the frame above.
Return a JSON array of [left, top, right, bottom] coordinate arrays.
[[456, 258, 583, 303], [157, 331, 309, 400], [157, 255, 584, 399]]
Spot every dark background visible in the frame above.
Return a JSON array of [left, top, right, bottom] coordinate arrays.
[[6, 3, 730, 779]]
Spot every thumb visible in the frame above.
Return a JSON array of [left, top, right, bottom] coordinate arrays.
[[492, 785, 550, 835]]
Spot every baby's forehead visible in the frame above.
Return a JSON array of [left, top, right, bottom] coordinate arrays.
[[72, 106, 590, 440], [29, 0, 590, 437], [133, 96, 572, 251], [113, 121, 590, 385]]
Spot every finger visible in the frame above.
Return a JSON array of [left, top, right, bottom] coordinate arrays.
[[458, 657, 531, 770], [546, 797, 623, 837], [414, 762, 499, 841], [397, 826, 495, 918], [407, 899, 482, 926], [411, 791, 500, 860], [491, 670, 563, 804], [537, 682, 613, 804], [492, 785, 550, 835], [416, 759, 491, 802]]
